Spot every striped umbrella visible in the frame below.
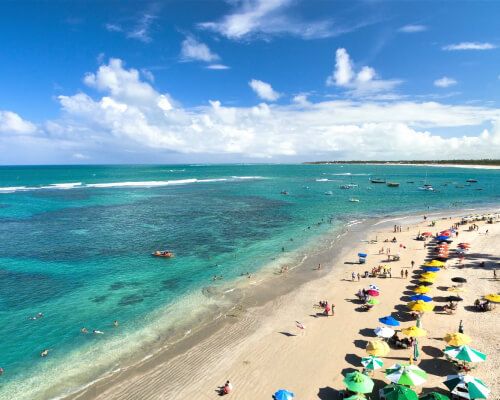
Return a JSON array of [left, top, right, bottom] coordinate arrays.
[[361, 355, 384, 371], [443, 345, 487, 363], [343, 371, 374, 394], [380, 384, 418, 400], [419, 392, 450, 400], [386, 364, 428, 386], [444, 375, 490, 399]]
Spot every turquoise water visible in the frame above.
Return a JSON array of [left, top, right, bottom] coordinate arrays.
[[0, 164, 498, 399]]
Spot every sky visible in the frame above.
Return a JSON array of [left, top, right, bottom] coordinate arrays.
[[1, 0, 500, 164]]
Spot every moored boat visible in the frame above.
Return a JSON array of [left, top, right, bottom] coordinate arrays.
[[152, 250, 174, 258], [387, 182, 400, 187], [370, 177, 386, 183]]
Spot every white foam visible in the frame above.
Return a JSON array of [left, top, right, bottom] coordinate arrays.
[[41, 182, 83, 190]]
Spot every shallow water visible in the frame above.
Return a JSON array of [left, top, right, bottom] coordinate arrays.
[[0, 164, 498, 399]]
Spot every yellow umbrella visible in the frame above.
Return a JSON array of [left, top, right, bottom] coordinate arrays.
[[366, 340, 390, 356], [419, 277, 435, 284], [423, 260, 445, 267], [447, 287, 466, 293], [484, 294, 500, 303], [444, 332, 472, 346], [401, 326, 427, 337], [420, 272, 437, 279], [407, 300, 435, 312], [413, 286, 430, 294]]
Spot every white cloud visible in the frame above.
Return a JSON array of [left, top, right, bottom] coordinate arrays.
[[5, 58, 500, 162], [127, 13, 156, 43], [105, 23, 122, 32], [326, 48, 402, 96], [399, 24, 427, 33], [206, 64, 230, 70], [198, 0, 338, 40], [0, 110, 36, 134], [180, 36, 220, 63], [73, 153, 89, 160], [443, 42, 496, 51], [249, 79, 280, 101], [434, 76, 457, 88]]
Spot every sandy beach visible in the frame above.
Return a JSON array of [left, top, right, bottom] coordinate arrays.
[[69, 210, 499, 400]]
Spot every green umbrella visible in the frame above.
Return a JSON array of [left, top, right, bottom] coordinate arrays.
[[343, 371, 375, 394], [444, 375, 490, 399], [344, 394, 367, 400], [386, 364, 428, 386], [361, 355, 384, 371], [381, 384, 418, 400], [443, 345, 487, 363], [419, 392, 450, 400]]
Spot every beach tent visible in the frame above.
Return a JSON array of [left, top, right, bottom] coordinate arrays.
[[343, 371, 374, 394], [379, 384, 418, 400], [444, 375, 490, 399], [361, 355, 384, 371], [375, 326, 395, 338], [379, 316, 400, 327], [444, 345, 486, 363], [385, 364, 428, 386], [444, 333, 472, 347], [409, 295, 432, 303], [401, 326, 427, 337], [273, 389, 295, 400]]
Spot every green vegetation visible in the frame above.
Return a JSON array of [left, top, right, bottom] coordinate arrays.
[[303, 159, 500, 166]]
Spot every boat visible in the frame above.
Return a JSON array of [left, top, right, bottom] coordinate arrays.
[[280, 190, 289, 195], [466, 179, 478, 183], [386, 182, 400, 187], [418, 184, 434, 191], [324, 191, 333, 195], [349, 198, 360, 202], [370, 177, 386, 184], [152, 250, 174, 258], [406, 181, 415, 184], [340, 183, 358, 189]]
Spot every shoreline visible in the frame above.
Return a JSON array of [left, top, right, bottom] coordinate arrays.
[[63, 205, 499, 400]]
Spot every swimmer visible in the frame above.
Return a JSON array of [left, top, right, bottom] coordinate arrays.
[[40, 349, 49, 357], [93, 330, 104, 335], [81, 327, 89, 334], [0, 367, 3, 375], [37, 312, 44, 318], [113, 320, 119, 327]]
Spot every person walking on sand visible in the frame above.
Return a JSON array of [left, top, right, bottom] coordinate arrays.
[[458, 320, 464, 334], [357, 273, 360, 281], [351, 272, 356, 281], [401, 269, 404, 279], [331, 303, 335, 316], [405, 269, 408, 279], [411, 260, 415, 269]]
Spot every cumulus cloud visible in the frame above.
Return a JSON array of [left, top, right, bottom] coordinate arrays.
[[180, 36, 220, 63], [198, 0, 339, 40], [0, 110, 37, 134], [4, 58, 500, 162], [442, 42, 496, 51], [434, 76, 457, 88], [399, 24, 427, 33], [249, 79, 281, 101], [326, 48, 402, 96]]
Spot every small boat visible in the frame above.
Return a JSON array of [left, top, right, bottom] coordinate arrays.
[[349, 198, 360, 202], [370, 177, 386, 184], [466, 179, 478, 183], [418, 184, 434, 191], [406, 181, 415, 184], [340, 184, 358, 189], [386, 182, 400, 187], [280, 190, 289, 195], [324, 191, 333, 195], [152, 250, 174, 258]]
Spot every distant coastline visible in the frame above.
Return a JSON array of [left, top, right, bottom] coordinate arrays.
[[303, 159, 500, 169]]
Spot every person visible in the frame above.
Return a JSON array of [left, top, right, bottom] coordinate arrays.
[[401, 269, 404, 278], [405, 269, 408, 279], [331, 303, 335, 316], [351, 272, 355, 281], [324, 302, 331, 316], [494, 269, 497, 279], [113, 320, 119, 327], [411, 260, 415, 269], [0, 367, 4, 375], [93, 329, 104, 335], [220, 380, 233, 395], [81, 327, 89, 334], [357, 273, 360, 281], [40, 349, 49, 357], [458, 320, 464, 334]]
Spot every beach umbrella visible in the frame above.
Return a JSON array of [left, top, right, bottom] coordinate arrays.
[[401, 326, 427, 338], [379, 316, 400, 326], [436, 236, 452, 242], [343, 371, 374, 394], [361, 355, 384, 371], [444, 332, 472, 346], [484, 294, 500, 303], [447, 287, 466, 293], [422, 232, 433, 236], [367, 298, 380, 305], [358, 253, 368, 258], [421, 272, 437, 279], [366, 340, 390, 356], [444, 345, 487, 363], [451, 277, 467, 283], [273, 389, 294, 400], [423, 267, 440, 272], [408, 301, 435, 312], [386, 364, 428, 386], [344, 394, 367, 400], [419, 392, 450, 400], [368, 284, 380, 291], [409, 295, 432, 302], [375, 326, 395, 338], [366, 289, 380, 296], [444, 375, 490, 399], [380, 384, 418, 400], [413, 286, 430, 294], [419, 276, 435, 283], [446, 296, 463, 302], [423, 260, 445, 267]]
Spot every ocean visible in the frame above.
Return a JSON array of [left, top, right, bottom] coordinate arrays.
[[0, 164, 498, 399]]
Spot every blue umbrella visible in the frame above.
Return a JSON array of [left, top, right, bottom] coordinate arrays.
[[378, 316, 400, 327], [436, 236, 452, 242], [358, 253, 368, 258], [274, 389, 295, 400], [409, 294, 433, 302], [423, 267, 440, 272]]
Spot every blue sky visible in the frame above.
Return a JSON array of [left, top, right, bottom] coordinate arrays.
[[1, 0, 500, 164]]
